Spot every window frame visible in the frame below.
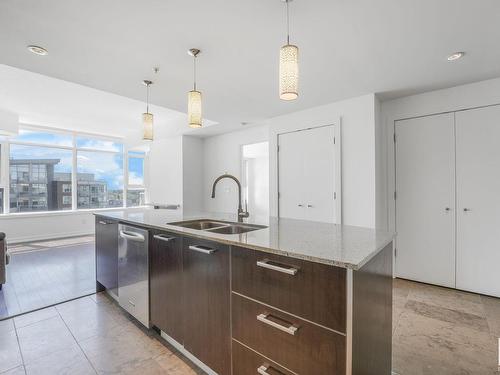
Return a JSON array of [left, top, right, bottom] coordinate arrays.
[[0, 124, 148, 215], [125, 149, 147, 207]]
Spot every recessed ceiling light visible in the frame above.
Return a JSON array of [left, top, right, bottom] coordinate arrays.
[[447, 52, 464, 61], [27, 45, 48, 56]]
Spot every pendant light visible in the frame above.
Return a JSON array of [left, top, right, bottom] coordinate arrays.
[[142, 80, 154, 141], [279, 0, 299, 101], [188, 48, 202, 128]]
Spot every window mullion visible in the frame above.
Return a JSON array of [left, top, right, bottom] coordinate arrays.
[[72, 133, 77, 211]]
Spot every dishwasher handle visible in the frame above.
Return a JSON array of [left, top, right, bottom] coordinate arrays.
[[119, 230, 146, 242]]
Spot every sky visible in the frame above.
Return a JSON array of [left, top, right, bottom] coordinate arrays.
[[9, 130, 143, 190]]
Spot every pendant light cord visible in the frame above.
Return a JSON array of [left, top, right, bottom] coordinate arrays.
[[146, 83, 150, 113], [193, 55, 197, 91], [286, 0, 290, 45]]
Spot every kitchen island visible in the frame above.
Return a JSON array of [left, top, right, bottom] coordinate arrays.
[[95, 209, 394, 375]]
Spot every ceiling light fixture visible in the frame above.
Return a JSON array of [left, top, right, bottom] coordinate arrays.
[[27, 45, 48, 56], [188, 48, 202, 128], [142, 80, 154, 141], [279, 0, 299, 101], [447, 52, 465, 61]]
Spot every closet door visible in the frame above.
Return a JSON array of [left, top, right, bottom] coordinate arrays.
[[456, 106, 500, 297], [395, 113, 456, 287], [303, 125, 336, 223], [278, 125, 338, 223], [278, 130, 306, 220]]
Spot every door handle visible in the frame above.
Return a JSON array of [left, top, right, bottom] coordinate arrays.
[[257, 259, 298, 275], [444, 207, 452, 212], [119, 231, 145, 242], [257, 313, 298, 335], [257, 365, 285, 375], [463, 208, 472, 212], [153, 234, 175, 242], [188, 245, 217, 254], [297, 204, 304, 207], [307, 204, 313, 208]]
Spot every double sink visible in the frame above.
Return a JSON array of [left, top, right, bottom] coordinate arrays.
[[169, 219, 267, 234]]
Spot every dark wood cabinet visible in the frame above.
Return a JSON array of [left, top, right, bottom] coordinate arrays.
[[150, 231, 183, 344], [95, 216, 118, 293], [232, 340, 294, 375], [232, 293, 346, 375], [183, 237, 231, 375], [232, 246, 347, 333]]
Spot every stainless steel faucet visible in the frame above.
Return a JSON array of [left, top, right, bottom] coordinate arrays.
[[211, 173, 249, 222]]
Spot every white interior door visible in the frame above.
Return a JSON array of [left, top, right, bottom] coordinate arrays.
[[278, 130, 307, 220], [395, 113, 456, 288], [456, 106, 500, 297], [303, 125, 336, 223], [278, 125, 339, 223]]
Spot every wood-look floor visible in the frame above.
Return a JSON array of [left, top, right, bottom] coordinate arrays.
[[0, 237, 96, 319]]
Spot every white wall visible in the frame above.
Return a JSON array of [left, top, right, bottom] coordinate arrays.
[[375, 95, 388, 230], [242, 142, 269, 219], [268, 94, 378, 228], [182, 136, 204, 214], [382, 77, 500, 232], [203, 125, 269, 214], [147, 136, 183, 207], [0, 211, 94, 243]]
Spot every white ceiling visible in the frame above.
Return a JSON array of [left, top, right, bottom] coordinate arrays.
[[1, 0, 499, 138], [0, 64, 217, 144]]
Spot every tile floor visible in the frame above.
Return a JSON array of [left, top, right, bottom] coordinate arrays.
[[393, 278, 500, 375], [1, 278, 499, 374], [0, 293, 202, 375], [0, 237, 95, 319]]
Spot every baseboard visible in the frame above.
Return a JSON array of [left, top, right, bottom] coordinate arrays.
[[160, 331, 218, 375], [7, 231, 94, 245]]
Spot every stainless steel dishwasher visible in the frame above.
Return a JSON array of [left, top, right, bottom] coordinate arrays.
[[118, 224, 149, 327]]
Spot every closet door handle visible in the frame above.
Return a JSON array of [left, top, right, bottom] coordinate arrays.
[[444, 207, 452, 212], [463, 208, 472, 212]]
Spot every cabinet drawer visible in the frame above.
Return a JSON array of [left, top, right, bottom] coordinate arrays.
[[150, 230, 183, 343], [183, 236, 231, 375], [232, 293, 346, 375], [231, 246, 346, 332], [232, 340, 294, 375]]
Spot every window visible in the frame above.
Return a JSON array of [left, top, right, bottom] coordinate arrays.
[[9, 144, 72, 212], [127, 151, 146, 207], [0, 126, 143, 215], [76, 150, 123, 209]]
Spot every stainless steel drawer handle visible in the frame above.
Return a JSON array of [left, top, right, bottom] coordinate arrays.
[[98, 220, 108, 225], [119, 231, 145, 242], [128, 300, 136, 307], [257, 365, 284, 375], [153, 234, 175, 242], [257, 313, 298, 336], [256, 259, 298, 275], [188, 245, 217, 254]]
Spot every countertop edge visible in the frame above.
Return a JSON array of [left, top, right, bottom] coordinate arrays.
[[96, 213, 395, 270]]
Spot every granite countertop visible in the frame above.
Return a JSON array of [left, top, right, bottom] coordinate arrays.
[[96, 209, 395, 270]]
